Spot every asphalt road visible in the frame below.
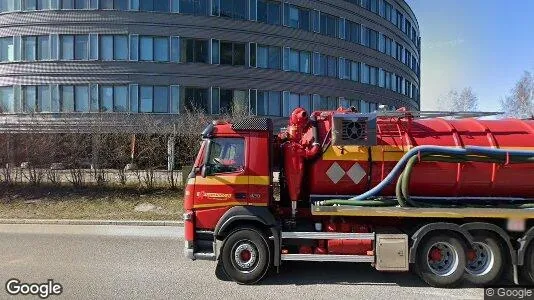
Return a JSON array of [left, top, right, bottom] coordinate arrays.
[[0, 224, 483, 300]]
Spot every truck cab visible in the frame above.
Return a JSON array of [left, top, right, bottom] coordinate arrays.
[[183, 118, 276, 264]]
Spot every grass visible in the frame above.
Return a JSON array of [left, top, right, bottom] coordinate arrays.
[[0, 183, 184, 220]]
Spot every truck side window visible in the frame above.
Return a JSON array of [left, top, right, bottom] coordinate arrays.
[[207, 138, 245, 174]]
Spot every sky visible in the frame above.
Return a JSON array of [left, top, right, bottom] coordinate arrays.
[[405, 0, 534, 111]]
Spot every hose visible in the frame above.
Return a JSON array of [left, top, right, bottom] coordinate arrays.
[[317, 199, 398, 207], [317, 145, 534, 207], [398, 152, 534, 209]]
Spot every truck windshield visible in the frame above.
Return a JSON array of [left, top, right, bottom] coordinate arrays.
[[206, 138, 245, 174]]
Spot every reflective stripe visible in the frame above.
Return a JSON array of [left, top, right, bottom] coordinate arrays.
[[193, 202, 269, 209], [194, 176, 269, 186]]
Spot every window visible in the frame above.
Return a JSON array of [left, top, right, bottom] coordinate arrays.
[[74, 35, 88, 60], [320, 13, 338, 38], [313, 95, 337, 111], [37, 85, 51, 112], [361, 64, 370, 84], [22, 36, 46, 61], [140, 36, 153, 61], [217, 89, 248, 114], [340, 98, 360, 110], [22, 86, 37, 112], [100, 85, 113, 112], [404, 19, 411, 35], [220, 41, 245, 66], [139, 86, 153, 112], [345, 20, 360, 44], [140, 0, 170, 12], [0, 37, 14, 62], [38, 36, 50, 60], [101, 0, 128, 9], [384, 1, 393, 22], [100, 35, 128, 61], [385, 36, 393, 56], [22, 36, 36, 61], [313, 53, 337, 78], [61, 35, 88, 60], [183, 87, 209, 112], [61, 86, 74, 112], [284, 3, 310, 31], [0, 86, 14, 113], [287, 48, 310, 74], [370, 66, 377, 85], [256, 45, 280, 69], [256, 90, 281, 116], [396, 10, 403, 29], [180, 0, 209, 15], [257, 0, 280, 25], [219, 0, 248, 20], [154, 37, 169, 62], [286, 93, 311, 115], [370, 0, 378, 14], [0, 1, 18, 12], [75, 0, 89, 9], [61, 0, 74, 8], [74, 85, 89, 112], [154, 86, 169, 112], [181, 38, 209, 63], [396, 42, 403, 62], [206, 138, 245, 174], [100, 85, 128, 112]]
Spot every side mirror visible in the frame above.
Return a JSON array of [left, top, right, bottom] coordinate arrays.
[[200, 164, 208, 178]]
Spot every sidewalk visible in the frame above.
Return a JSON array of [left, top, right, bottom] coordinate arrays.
[[0, 219, 183, 226]]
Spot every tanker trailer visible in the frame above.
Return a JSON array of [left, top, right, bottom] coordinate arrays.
[[184, 108, 534, 288]]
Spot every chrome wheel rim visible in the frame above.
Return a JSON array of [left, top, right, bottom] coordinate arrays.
[[231, 239, 259, 273], [466, 242, 494, 276], [426, 242, 459, 276]]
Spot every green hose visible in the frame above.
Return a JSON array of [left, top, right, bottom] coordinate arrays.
[[318, 199, 398, 207], [398, 153, 534, 209]]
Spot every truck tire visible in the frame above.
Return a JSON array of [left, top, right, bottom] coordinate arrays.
[[220, 226, 271, 284], [463, 234, 504, 286], [415, 234, 467, 288], [521, 243, 534, 285]]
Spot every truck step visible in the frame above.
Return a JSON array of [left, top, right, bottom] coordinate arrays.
[[281, 254, 374, 262], [282, 232, 375, 240], [194, 252, 216, 261]]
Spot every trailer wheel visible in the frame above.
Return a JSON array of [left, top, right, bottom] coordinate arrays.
[[415, 234, 467, 287], [220, 226, 271, 284], [522, 243, 534, 284], [463, 234, 503, 286]]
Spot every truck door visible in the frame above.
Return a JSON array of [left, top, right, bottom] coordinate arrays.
[[193, 136, 249, 228]]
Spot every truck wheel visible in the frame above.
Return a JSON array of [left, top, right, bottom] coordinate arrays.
[[220, 227, 271, 284], [521, 243, 534, 284], [464, 234, 504, 286], [415, 234, 467, 287]]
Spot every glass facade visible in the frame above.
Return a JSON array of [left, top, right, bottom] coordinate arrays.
[[0, 0, 420, 116]]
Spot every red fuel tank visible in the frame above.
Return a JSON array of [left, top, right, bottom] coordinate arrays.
[[286, 109, 534, 199]]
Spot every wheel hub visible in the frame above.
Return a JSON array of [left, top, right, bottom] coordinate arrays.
[[426, 242, 459, 276], [466, 242, 494, 276], [233, 242, 258, 270]]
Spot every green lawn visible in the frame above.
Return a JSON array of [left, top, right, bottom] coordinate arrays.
[[0, 184, 183, 220]]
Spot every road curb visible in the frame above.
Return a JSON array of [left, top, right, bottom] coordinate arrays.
[[0, 219, 184, 226]]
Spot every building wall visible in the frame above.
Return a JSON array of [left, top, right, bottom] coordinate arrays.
[[0, 0, 420, 121]]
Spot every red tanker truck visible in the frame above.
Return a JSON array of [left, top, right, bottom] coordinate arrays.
[[183, 107, 534, 287]]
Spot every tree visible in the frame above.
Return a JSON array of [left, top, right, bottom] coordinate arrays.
[[501, 71, 534, 118], [438, 87, 479, 112]]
